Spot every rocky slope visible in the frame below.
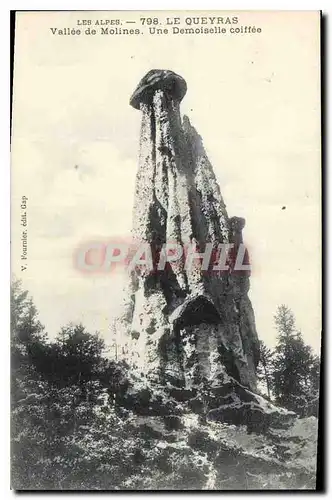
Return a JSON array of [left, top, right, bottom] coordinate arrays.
[[111, 369, 318, 490]]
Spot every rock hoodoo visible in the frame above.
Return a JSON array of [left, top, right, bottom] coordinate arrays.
[[117, 69, 260, 398]]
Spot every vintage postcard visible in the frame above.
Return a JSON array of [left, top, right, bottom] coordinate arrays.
[[11, 10, 322, 490]]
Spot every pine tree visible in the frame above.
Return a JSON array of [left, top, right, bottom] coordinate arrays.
[[305, 354, 321, 416], [11, 279, 52, 488], [256, 340, 274, 399], [11, 278, 48, 399], [272, 305, 319, 415], [11, 278, 46, 348]]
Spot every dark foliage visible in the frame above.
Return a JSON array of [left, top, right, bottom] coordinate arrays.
[[267, 305, 320, 417]]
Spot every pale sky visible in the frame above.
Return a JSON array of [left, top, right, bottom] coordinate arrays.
[[12, 11, 321, 352]]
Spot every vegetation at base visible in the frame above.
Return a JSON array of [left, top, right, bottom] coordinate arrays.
[[257, 305, 320, 417]]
